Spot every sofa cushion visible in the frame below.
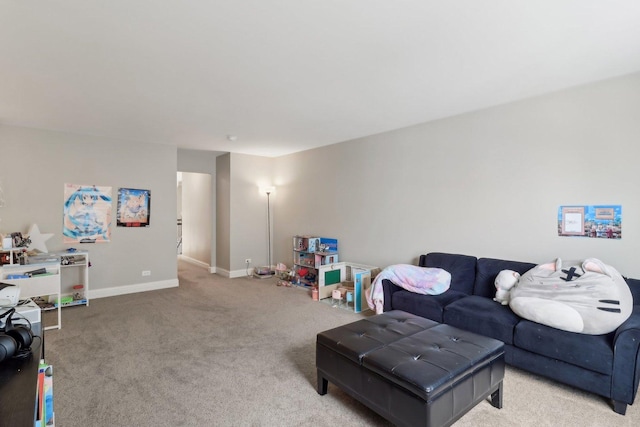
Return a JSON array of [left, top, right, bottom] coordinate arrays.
[[474, 258, 537, 298], [391, 289, 468, 323], [624, 277, 640, 305], [514, 320, 614, 375], [419, 252, 477, 295], [443, 295, 520, 344]]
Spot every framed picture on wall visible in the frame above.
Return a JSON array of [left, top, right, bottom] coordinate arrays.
[[560, 206, 585, 236], [63, 184, 112, 243], [117, 188, 151, 227], [558, 205, 622, 239]]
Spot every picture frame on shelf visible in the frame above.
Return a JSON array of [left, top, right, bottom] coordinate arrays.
[[11, 232, 28, 248]]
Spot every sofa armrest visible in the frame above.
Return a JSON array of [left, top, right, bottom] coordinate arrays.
[[382, 279, 402, 312], [612, 305, 640, 407]]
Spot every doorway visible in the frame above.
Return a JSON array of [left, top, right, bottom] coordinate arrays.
[[177, 171, 213, 268]]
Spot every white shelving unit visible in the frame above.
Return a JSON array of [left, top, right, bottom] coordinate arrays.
[[56, 251, 90, 307], [0, 247, 28, 265], [0, 250, 89, 330], [0, 260, 62, 330], [27, 251, 90, 308]]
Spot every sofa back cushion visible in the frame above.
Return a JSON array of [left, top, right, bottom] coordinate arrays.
[[475, 258, 537, 298], [624, 277, 640, 305], [419, 252, 477, 295]]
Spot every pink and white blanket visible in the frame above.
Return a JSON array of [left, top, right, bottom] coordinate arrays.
[[366, 264, 451, 314]]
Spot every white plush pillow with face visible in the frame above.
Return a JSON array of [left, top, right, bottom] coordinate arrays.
[[510, 258, 633, 335]]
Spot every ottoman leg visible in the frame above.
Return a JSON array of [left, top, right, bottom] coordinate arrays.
[[490, 381, 503, 409], [317, 371, 328, 395]]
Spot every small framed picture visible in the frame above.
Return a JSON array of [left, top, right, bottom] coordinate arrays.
[[117, 188, 151, 227], [560, 206, 585, 236]]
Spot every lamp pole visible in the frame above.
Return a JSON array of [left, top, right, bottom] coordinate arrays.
[[266, 190, 272, 273]]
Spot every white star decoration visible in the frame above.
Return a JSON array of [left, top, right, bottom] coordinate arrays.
[[26, 224, 54, 253]]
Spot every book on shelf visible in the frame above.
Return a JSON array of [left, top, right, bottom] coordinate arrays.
[[36, 361, 54, 427]]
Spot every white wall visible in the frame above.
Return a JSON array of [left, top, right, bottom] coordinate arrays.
[[273, 72, 640, 278], [177, 148, 219, 268], [177, 148, 223, 173], [184, 150, 273, 277], [216, 154, 231, 272], [0, 125, 178, 295], [5, 72, 637, 290], [177, 180, 183, 220], [228, 153, 274, 275]]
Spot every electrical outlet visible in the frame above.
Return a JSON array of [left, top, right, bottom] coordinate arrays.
[[142, 270, 151, 276], [245, 258, 251, 264]]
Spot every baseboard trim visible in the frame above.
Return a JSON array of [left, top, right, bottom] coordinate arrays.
[[232, 267, 254, 278], [89, 279, 179, 300], [216, 267, 253, 279], [178, 255, 210, 270], [177, 255, 216, 273]]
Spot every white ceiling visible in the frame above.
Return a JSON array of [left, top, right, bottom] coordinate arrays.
[[2, 1, 640, 157]]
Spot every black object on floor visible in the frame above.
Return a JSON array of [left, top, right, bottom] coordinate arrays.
[[316, 310, 505, 427]]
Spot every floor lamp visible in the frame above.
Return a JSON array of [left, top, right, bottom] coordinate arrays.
[[260, 186, 276, 276]]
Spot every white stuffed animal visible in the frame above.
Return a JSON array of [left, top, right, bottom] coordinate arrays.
[[509, 258, 633, 334], [494, 269, 520, 305]]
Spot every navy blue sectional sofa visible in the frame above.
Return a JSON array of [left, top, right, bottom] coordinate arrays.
[[382, 252, 640, 415]]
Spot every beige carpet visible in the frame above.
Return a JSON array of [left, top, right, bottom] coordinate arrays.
[[42, 259, 640, 426]]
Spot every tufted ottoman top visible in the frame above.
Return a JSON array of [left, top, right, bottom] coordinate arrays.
[[317, 310, 439, 363], [317, 311, 505, 426], [363, 323, 504, 401]]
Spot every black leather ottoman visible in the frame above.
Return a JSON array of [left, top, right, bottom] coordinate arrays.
[[316, 310, 505, 427]]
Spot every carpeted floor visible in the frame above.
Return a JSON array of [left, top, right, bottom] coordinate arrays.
[[42, 259, 639, 426]]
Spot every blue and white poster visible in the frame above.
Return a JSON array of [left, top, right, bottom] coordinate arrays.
[[63, 184, 112, 243]]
